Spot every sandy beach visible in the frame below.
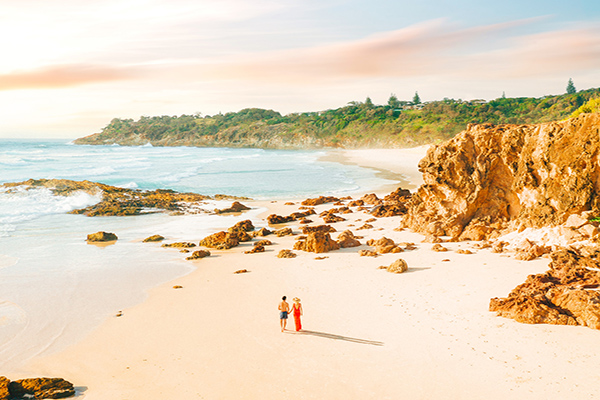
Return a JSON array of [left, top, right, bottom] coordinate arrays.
[[10, 147, 600, 399]]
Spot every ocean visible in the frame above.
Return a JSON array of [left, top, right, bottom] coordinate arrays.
[[0, 139, 398, 372]]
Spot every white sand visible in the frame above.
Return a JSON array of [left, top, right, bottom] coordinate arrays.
[[11, 148, 600, 399]]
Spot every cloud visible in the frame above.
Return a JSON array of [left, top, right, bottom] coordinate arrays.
[[0, 64, 137, 91], [182, 18, 600, 84]]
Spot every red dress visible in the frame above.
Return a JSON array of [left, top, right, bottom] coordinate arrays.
[[292, 303, 302, 331]]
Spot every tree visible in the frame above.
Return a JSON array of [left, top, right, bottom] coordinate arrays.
[[413, 91, 421, 104], [566, 78, 576, 94], [387, 93, 400, 109], [501, 91, 506, 99], [365, 97, 374, 107]]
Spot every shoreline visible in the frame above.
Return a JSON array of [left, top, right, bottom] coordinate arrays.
[[8, 148, 600, 399]]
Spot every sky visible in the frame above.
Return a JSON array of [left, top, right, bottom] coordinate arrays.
[[1, 0, 600, 138]]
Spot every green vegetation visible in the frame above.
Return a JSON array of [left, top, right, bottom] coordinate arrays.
[[571, 97, 600, 118], [566, 78, 576, 95], [75, 88, 600, 149]]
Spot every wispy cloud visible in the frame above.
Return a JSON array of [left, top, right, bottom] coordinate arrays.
[[0, 64, 136, 91], [184, 18, 600, 84]]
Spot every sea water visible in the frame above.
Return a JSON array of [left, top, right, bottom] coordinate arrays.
[[0, 139, 398, 371]]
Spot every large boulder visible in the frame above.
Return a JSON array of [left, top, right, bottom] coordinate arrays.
[[294, 231, 340, 253], [199, 231, 239, 250], [403, 114, 600, 240], [86, 231, 118, 242], [8, 378, 75, 399]]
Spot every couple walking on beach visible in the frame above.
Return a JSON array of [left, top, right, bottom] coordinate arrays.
[[278, 296, 303, 332]]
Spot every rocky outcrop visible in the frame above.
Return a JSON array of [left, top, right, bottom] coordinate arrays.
[[294, 231, 340, 253], [301, 196, 340, 206], [87, 231, 118, 242], [267, 210, 315, 225], [369, 188, 412, 218], [403, 114, 600, 240], [143, 234, 165, 242], [1, 179, 246, 217], [490, 248, 600, 329], [302, 225, 336, 234], [7, 378, 75, 399]]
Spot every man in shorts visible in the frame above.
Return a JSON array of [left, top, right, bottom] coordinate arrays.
[[278, 296, 290, 332]]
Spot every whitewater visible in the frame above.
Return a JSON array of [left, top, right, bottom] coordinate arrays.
[[0, 139, 398, 372]]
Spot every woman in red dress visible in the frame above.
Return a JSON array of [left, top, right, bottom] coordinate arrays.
[[291, 297, 303, 331]]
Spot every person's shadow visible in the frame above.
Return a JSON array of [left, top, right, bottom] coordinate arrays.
[[289, 330, 383, 346]]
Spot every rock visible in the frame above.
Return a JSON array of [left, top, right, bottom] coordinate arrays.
[[386, 259, 408, 274], [0, 377, 9, 400], [228, 219, 254, 233], [186, 250, 211, 260], [579, 223, 599, 238], [490, 248, 600, 330], [491, 241, 507, 253], [277, 249, 296, 258], [514, 239, 552, 261], [299, 218, 312, 224], [214, 201, 250, 214], [180, 249, 190, 253], [360, 193, 381, 205], [358, 249, 379, 257], [244, 245, 265, 254], [284, 202, 295, 206], [275, 227, 294, 237], [294, 231, 340, 253], [162, 242, 196, 248], [301, 196, 340, 206], [348, 200, 364, 207], [337, 230, 361, 248], [8, 378, 75, 399], [143, 234, 165, 242], [422, 234, 442, 243], [548, 287, 600, 329], [455, 249, 473, 254], [302, 225, 336, 234], [322, 214, 346, 223], [432, 243, 448, 252], [267, 210, 315, 224], [372, 237, 396, 254], [356, 223, 373, 230], [199, 231, 239, 249], [403, 114, 600, 240], [254, 239, 272, 247], [252, 227, 272, 237], [234, 269, 249, 274], [565, 213, 589, 229], [472, 241, 492, 249], [173, 285, 183, 289], [87, 231, 118, 242], [315, 256, 328, 260]]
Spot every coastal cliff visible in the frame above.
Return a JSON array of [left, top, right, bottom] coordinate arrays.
[[403, 113, 600, 240]]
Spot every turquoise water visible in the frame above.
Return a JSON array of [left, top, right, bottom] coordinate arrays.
[[0, 139, 397, 371]]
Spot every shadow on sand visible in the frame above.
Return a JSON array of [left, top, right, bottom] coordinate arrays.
[[288, 329, 384, 346]]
